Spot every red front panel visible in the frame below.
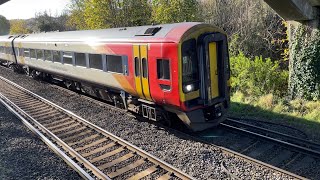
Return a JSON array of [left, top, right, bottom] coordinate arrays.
[[148, 43, 180, 108]]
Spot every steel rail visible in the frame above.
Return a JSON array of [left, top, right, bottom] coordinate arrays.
[[223, 118, 320, 158], [45, 81, 309, 179], [166, 126, 307, 179], [0, 75, 193, 180], [0, 94, 95, 180]]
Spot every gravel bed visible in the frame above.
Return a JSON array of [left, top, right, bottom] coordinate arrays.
[[48, 121, 79, 132], [71, 136, 107, 149], [113, 159, 154, 180], [0, 66, 297, 179], [79, 139, 114, 155], [45, 119, 75, 129], [0, 103, 80, 179], [258, 146, 281, 162], [95, 149, 132, 167], [140, 167, 167, 180], [63, 131, 96, 143]]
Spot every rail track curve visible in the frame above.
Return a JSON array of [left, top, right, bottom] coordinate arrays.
[[0, 75, 193, 180], [196, 118, 320, 179]]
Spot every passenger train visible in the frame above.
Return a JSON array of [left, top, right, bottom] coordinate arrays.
[[0, 22, 230, 131]]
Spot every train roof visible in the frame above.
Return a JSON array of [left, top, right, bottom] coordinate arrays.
[[0, 35, 16, 43], [9, 22, 224, 43]]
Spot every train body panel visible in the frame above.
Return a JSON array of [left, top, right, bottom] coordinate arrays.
[[0, 22, 231, 131], [0, 35, 16, 63]]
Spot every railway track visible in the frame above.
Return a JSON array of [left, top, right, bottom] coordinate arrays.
[[197, 118, 320, 179], [0, 76, 193, 180]]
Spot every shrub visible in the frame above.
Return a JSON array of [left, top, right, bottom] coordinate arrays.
[[256, 94, 274, 109], [230, 52, 289, 97]]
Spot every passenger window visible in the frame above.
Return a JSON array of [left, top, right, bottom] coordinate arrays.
[[6, 47, 12, 55], [107, 55, 123, 73], [44, 50, 52, 61], [63, 52, 73, 65], [19, 48, 24, 57], [75, 53, 86, 67], [37, 49, 44, 60], [134, 57, 140, 76], [142, 58, 148, 78], [15, 48, 19, 55], [53, 51, 61, 63], [24, 49, 30, 58], [157, 59, 170, 80], [89, 54, 103, 70], [30, 49, 36, 58]]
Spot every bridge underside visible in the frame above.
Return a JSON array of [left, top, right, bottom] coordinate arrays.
[[0, 0, 9, 5], [264, 0, 320, 21]]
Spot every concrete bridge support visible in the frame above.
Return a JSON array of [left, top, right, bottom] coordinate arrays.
[[264, 0, 320, 28], [264, 0, 320, 100]]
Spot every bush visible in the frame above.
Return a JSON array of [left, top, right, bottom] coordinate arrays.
[[230, 52, 288, 97], [256, 94, 274, 109]]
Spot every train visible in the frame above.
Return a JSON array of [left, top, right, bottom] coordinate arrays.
[[0, 22, 231, 131]]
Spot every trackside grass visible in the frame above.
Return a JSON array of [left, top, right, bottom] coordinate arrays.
[[229, 92, 320, 142]]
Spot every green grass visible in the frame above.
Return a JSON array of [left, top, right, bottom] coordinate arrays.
[[229, 92, 320, 141]]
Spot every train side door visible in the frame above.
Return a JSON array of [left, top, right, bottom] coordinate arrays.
[[133, 44, 152, 101], [208, 42, 220, 100], [200, 33, 228, 105]]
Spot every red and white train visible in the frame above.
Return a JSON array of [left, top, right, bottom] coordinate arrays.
[[0, 22, 231, 131]]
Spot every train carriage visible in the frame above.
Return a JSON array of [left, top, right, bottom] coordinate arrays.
[[0, 35, 16, 65], [0, 22, 231, 131]]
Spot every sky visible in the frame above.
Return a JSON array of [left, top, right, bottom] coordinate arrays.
[[0, 0, 71, 20]]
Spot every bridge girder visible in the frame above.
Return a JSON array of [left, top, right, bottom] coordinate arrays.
[[264, 0, 320, 21], [0, 0, 9, 5]]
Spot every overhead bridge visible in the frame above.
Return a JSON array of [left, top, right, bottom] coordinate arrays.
[[264, 0, 320, 21], [0, 0, 9, 5]]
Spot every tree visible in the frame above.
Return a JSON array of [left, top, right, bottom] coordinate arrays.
[[121, 0, 152, 27], [9, 20, 31, 34], [0, 15, 10, 35], [67, 0, 88, 30], [83, 0, 114, 29], [35, 11, 62, 32], [152, 0, 200, 24], [199, 0, 288, 61], [68, 0, 152, 30]]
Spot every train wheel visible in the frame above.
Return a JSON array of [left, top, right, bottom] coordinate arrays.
[[24, 66, 30, 76], [31, 70, 42, 80], [64, 80, 76, 90], [8, 64, 16, 72], [113, 95, 125, 109]]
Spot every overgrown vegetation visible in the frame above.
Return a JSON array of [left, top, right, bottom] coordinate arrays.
[[289, 25, 320, 100], [0, 15, 10, 35], [65, 0, 288, 61], [9, 11, 71, 34], [230, 53, 288, 97], [230, 92, 320, 127]]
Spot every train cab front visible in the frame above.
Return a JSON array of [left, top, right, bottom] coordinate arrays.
[[176, 30, 231, 131]]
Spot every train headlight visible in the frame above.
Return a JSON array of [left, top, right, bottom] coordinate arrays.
[[184, 84, 195, 93]]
